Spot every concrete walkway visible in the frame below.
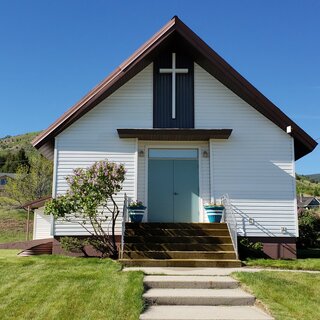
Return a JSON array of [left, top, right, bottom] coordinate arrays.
[[132, 268, 275, 320], [124, 266, 320, 275], [140, 306, 273, 320]]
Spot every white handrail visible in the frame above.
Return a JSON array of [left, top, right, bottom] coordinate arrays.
[[221, 194, 238, 259], [120, 193, 127, 259]]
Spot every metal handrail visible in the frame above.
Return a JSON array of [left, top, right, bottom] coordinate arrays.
[[221, 194, 238, 259], [120, 193, 127, 259]]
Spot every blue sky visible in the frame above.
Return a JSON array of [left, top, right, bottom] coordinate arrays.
[[0, 0, 319, 174]]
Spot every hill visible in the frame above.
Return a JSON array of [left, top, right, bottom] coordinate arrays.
[[296, 175, 320, 197], [0, 208, 33, 243], [306, 174, 320, 183], [0, 132, 40, 154], [0, 132, 41, 173]]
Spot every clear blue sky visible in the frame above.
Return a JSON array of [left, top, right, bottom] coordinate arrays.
[[0, 0, 319, 174]]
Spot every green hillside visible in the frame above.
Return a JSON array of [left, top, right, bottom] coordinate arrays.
[[306, 174, 320, 183], [0, 132, 41, 173], [296, 175, 320, 196], [0, 132, 40, 154]]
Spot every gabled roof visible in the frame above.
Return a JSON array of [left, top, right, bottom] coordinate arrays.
[[297, 196, 320, 208], [32, 16, 317, 160]]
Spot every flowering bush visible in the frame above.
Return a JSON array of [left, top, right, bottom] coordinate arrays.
[[45, 160, 126, 258], [204, 202, 224, 208], [127, 200, 146, 209]]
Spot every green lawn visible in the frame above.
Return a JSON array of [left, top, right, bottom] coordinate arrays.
[[0, 207, 33, 243], [245, 257, 320, 271], [0, 250, 144, 320], [233, 271, 320, 320]]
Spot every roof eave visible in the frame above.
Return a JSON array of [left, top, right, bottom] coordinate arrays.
[[32, 18, 178, 150]]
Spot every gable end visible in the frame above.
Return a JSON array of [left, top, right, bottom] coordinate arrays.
[[32, 16, 317, 160]]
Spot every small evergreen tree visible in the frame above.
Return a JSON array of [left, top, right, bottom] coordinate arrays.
[[0, 149, 30, 173]]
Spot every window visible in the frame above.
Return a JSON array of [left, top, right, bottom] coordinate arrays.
[[149, 149, 198, 159]]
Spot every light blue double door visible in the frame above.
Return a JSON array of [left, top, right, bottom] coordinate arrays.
[[148, 149, 199, 223]]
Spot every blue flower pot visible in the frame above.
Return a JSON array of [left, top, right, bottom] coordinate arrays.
[[207, 213, 222, 223], [129, 213, 144, 223], [128, 207, 146, 223], [204, 206, 224, 223]]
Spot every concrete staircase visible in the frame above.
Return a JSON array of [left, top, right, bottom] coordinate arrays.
[[120, 223, 241, 267], [18, 241, 53, 256], [140, 275, 274, 320]]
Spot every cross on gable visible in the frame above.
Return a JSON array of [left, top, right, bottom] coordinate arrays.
[[159, 53, 189, 119]]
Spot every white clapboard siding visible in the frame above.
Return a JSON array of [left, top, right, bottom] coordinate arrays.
[[137, 141, 211, 222], [54, 206, 124, 236], [194, 63, 297, 237], [53, 64, 153, 236], [33, 209, 53, 240]]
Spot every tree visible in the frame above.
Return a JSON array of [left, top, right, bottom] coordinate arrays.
[[0, 154, 6, 170], [298, 210, 320, 248], [0, 148, 29, 173], [1, 152, 17, 172], [4, 153, 53, 205], [45, 160, 126, 259]]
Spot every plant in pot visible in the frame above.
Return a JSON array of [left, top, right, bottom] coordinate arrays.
[[204, 201, 225, 223], [127, 200, 146, 223]]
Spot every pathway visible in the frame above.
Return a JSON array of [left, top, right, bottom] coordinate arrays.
[[126, 267, 275, 320], [124, 266, 320, 275]]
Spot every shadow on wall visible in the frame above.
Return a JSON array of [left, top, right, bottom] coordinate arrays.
[[232, 205, 296, 238], [217, 159, 297, 238]]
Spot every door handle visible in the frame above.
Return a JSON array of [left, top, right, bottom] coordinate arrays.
[[174, 192, 179, 195]]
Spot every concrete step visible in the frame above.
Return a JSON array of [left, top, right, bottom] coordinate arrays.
[[123, 267, 244, 276], [125, 223, 228, 230], [18, 242, 53, 256], [120, 259, 242, 268], [143, 288, 255, 306], [125, 228, 230, 237], [140, 305, 274, 320], [123, 250, 236, 260], [144, 275, 239, 289], [125, 236, 232, 244], [124, 243, 234, 252]]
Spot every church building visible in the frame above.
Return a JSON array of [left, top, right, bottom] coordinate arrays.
[[33, 16, 317, 263]]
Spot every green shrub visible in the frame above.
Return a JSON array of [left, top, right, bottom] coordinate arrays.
[[298, 210, 320, 248], [239, 237, 265, 260], [60, 237, 89, 256]]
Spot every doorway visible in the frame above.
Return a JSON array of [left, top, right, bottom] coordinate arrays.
[[147, 149, 199, 222]]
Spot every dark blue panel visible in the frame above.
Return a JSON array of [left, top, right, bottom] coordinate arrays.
[[153, 52, 194, 128]]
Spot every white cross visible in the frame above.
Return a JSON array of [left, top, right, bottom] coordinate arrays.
[[159, 52, 189, 119]]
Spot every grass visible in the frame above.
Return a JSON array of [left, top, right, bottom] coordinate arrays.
[[0, 250, 144, 320], [296, 175, 320, 196], [245, 257, 320, 271], [233, 271, 320, 320], [0, 207, 33, 243], [0, 131, 40, 153]]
